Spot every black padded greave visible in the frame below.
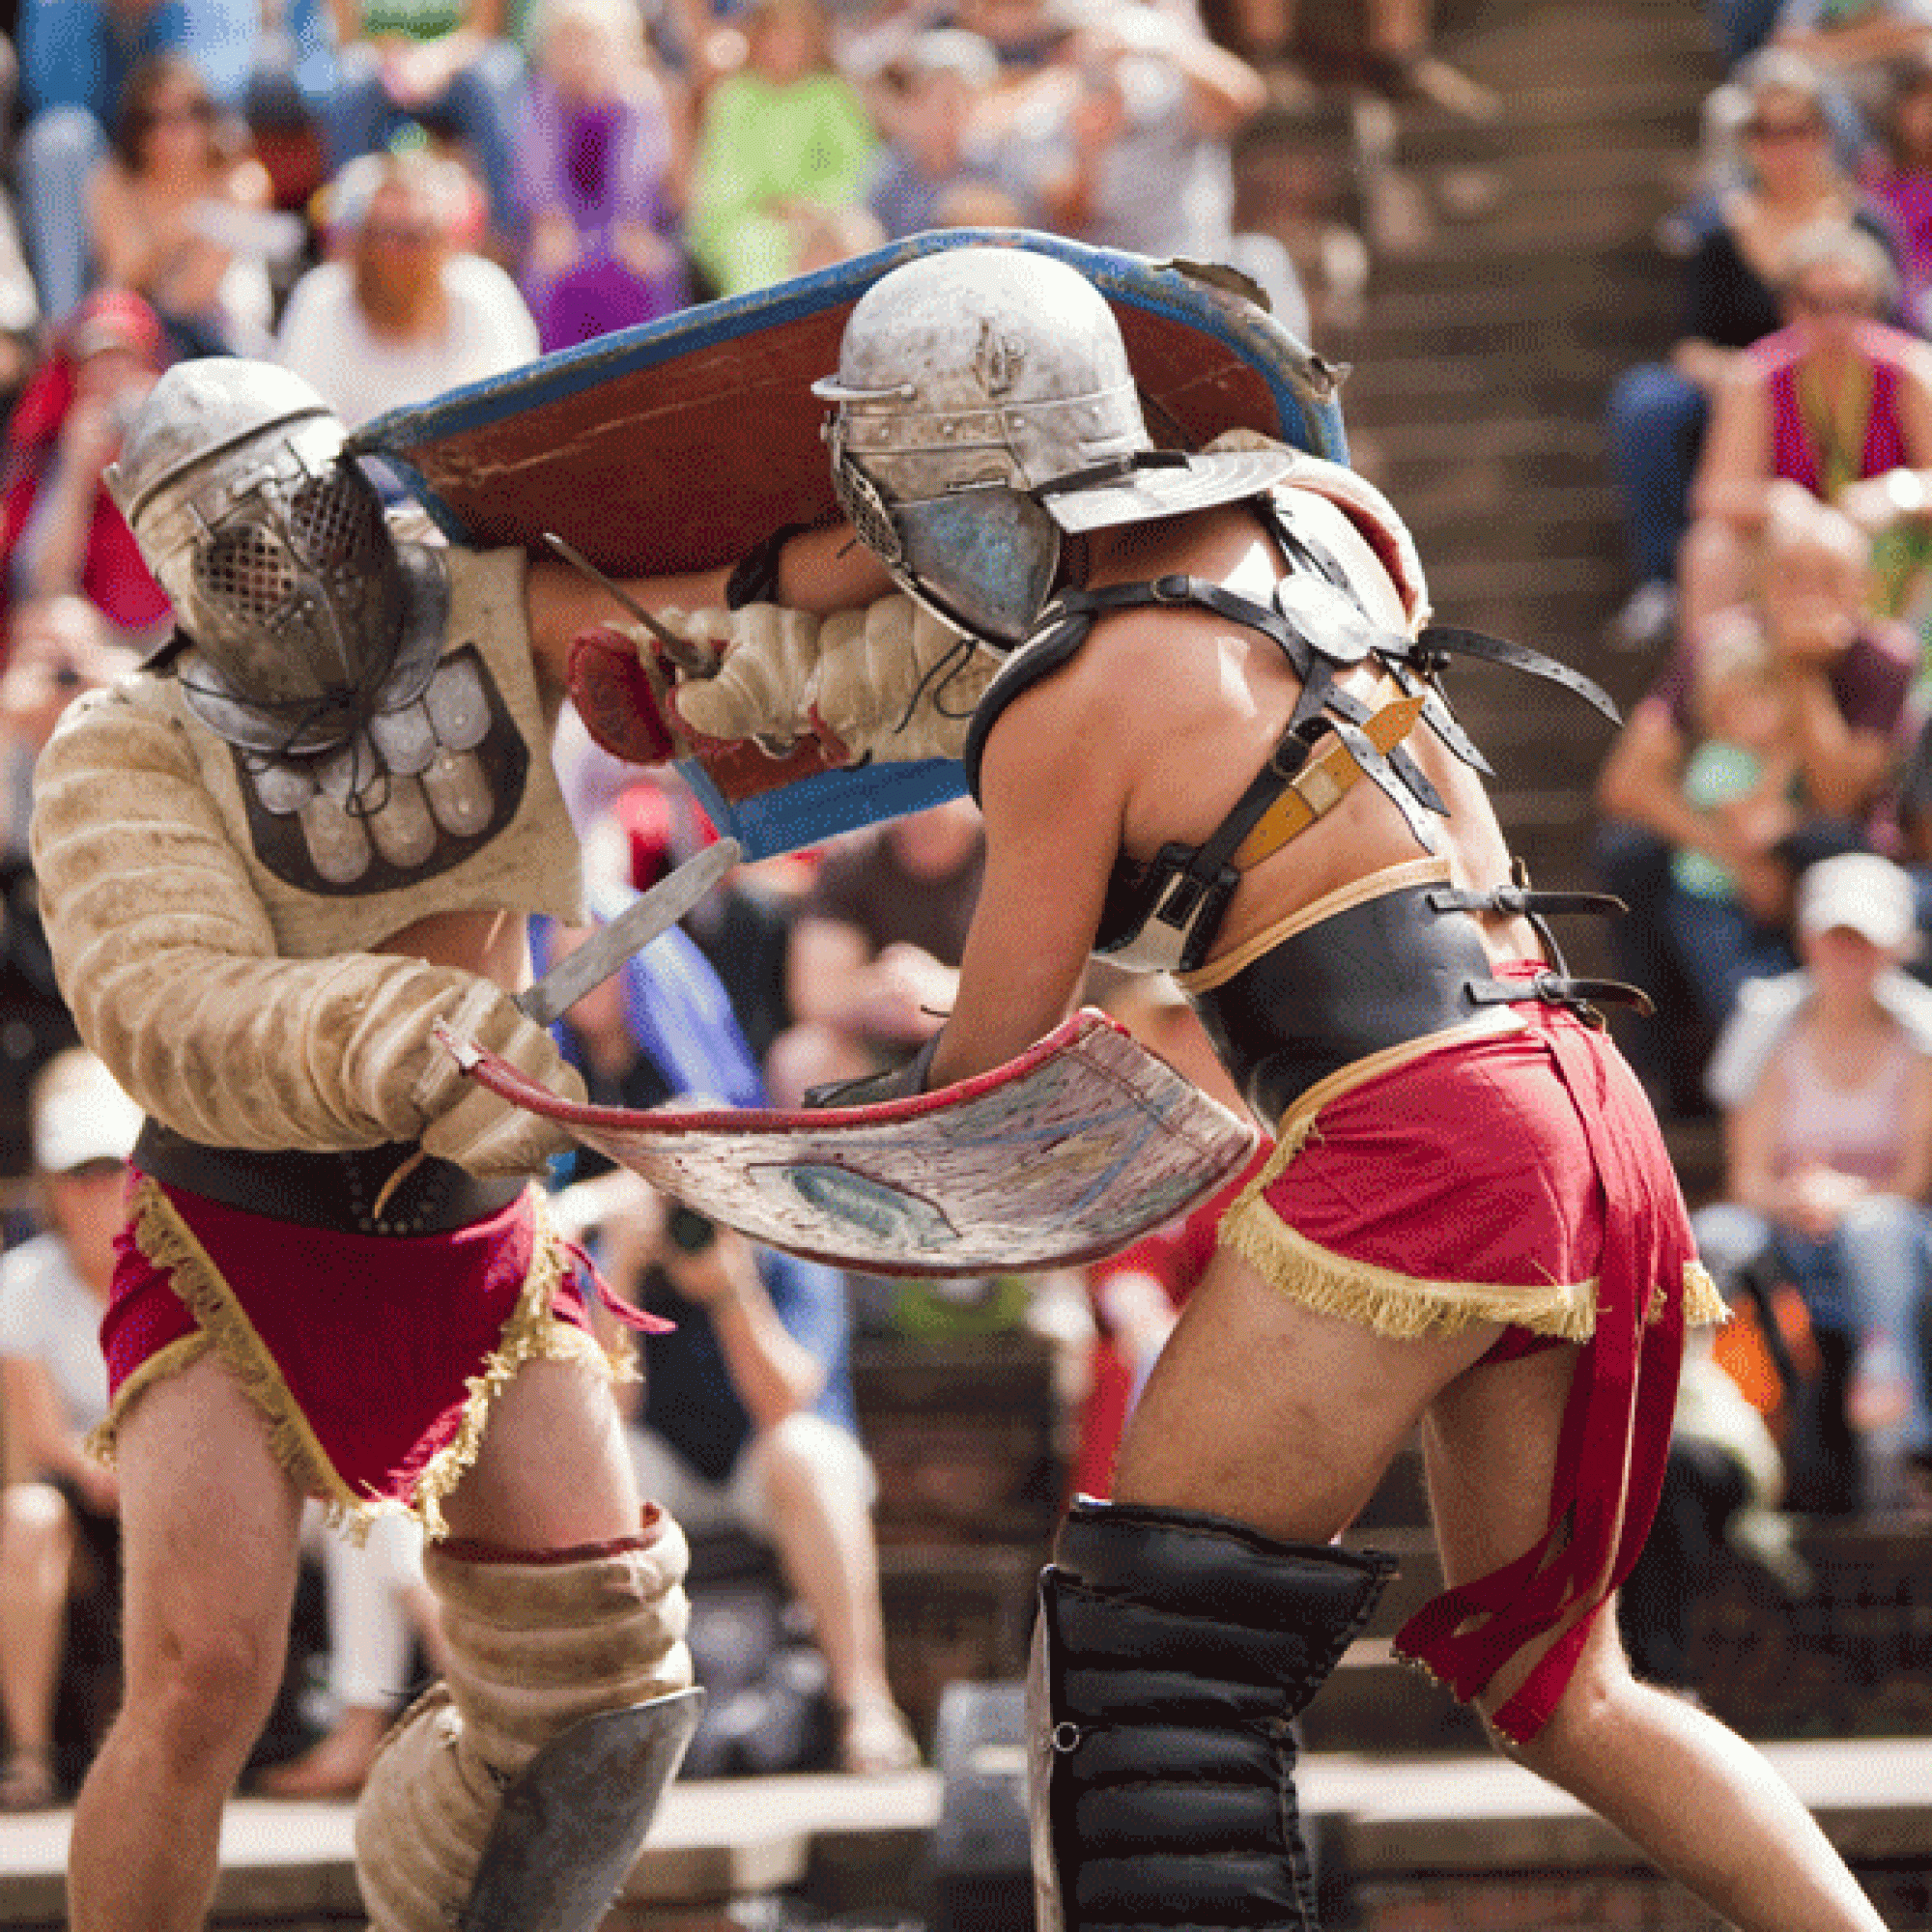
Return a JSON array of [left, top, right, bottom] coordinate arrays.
[[1032, 1499, 1394, 1932]]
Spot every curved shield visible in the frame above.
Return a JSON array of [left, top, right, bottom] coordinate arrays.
[[354, 230, 1350, 860], [436, 1009, 1260, 1277]]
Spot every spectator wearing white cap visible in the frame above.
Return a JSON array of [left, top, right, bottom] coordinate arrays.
[[0, 1049, 141, 1809], [1693, 851, 1932, 1516]]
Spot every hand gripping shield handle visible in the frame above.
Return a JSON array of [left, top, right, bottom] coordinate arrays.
[[459, 1684, 706, 1932]]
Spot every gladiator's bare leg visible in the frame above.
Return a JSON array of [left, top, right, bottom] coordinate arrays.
[[1112, 1244, 1496, 1540], [436, 1353, 642, 1548], [68, 1355, 305, 1932], [1115, 1247, 1885, 1932], [1426, 1348, 1888, 1932]]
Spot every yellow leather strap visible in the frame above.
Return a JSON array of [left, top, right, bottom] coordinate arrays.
[[1232, 692, 1427, 870]]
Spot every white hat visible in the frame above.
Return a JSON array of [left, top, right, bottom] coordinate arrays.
[[32, 1050, 143, 1175], [1796, 852, 1918, 951]]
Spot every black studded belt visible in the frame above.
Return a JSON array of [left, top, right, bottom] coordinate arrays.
[[131, 1120, 526, 1236]]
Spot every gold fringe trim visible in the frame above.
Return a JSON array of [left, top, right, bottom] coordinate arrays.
[[1224, 1182, 1732, 1350], [1221, 1191, 1600, 1342], [1179, 857, 1452, 993], [85, 1333, 210, 1467], [406, 1212, 614, 1543], [128, 1177, 374, 1531], [1683, 1261, 1729, 1329]]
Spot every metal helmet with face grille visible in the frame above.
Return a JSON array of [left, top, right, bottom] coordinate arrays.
[[107, 359, 437, 754], [813, 246, 1296, 648]]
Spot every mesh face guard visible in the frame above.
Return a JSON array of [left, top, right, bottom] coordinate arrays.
[[168, 452, 412, 753], [828, 425, 1061, 650], [190, 469, 384, 629]]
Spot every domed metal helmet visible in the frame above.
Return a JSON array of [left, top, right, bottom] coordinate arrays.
[[813, 246, 1296, 648], [106, 359, 445, 755]]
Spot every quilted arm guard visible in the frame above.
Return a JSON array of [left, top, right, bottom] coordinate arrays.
[[29, 688, 575, 1170], [567, 596, 991, 769], [1032, 1498, 1394, 1932]]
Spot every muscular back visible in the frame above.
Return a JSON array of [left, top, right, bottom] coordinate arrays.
[[1073, 497, 1542, 970], [936, 493, 1547, 1087]]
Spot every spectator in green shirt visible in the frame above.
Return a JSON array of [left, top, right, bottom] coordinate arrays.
[[686, 0, 879, 297]]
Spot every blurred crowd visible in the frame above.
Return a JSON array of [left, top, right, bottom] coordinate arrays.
[[0, 0, 1497, 1814], [1, 0, 1921, 1833], [1592, 12, 1932, 1593]]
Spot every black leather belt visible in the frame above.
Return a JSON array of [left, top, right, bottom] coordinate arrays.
[[132, 1120, 525, 1236], [1191, 879, 1643, 1127]]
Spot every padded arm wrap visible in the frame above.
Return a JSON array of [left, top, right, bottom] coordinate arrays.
[[357, 1520, 696, 1932], [1033, 1499, 1393, 1932], [664, 596, 991, 764], [664, 603, 822, 746], [810, 595, 993, 763], [31, 691, 574, 1169]]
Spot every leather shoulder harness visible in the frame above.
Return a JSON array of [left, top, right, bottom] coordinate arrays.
[[961, 496, 1620, 973]]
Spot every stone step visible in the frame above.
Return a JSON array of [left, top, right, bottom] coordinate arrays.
[[1325, 273, 1678, 355], [1340, 409, 1623, 483], [875, 1543, 1041, 1748], [1242, 117, 1700, 208], [1306, 1636, 1488, 1753], [1372, 484, 1625, 566], [1331, 358, 1632, 432], [4, 1742, 1929, 1932]]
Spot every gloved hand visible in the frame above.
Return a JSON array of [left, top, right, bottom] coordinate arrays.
[[412, 980, 586, 1176], [803, 1033, 943, 1108]]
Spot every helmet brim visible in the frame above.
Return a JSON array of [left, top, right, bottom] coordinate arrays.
[[1039, 447, 1298, 534]]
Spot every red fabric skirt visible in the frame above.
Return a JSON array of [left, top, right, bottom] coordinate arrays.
[[99, 1177, 606, 1531], [1220, 970, 1718, 1742]]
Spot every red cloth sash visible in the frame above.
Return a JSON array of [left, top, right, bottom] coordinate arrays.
[[100, 1179, 602, 1513], [1245, 979, 1701, 1742]]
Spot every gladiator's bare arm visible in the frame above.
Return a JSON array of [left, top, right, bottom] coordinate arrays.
[[927, 679, 1123, 1087]]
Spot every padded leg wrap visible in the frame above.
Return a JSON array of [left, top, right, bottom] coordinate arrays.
[[1031, 1499, 1394, 1932], [355, 1520, 695, 1932]]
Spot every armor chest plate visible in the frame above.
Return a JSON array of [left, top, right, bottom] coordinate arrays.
[[230, 645, 528, 895]]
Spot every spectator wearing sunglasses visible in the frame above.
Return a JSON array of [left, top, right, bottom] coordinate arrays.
[[1601, 50, 1895, 655], [15, 0, 261, 320], [86, 55, 296, 360]]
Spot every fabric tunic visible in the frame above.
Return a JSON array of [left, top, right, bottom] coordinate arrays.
[[0, 1231, 111, 1437], [512, 76, 690, 352], [685, 70, 877, 296], [1751, 318, 1918, 498], [1181, 866, 1725, 1742], [39, 543, 602, 1534], [273, 254, 540, 432], [1772, 1021, 1917, 1189], [113, 543, 584, 959]]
